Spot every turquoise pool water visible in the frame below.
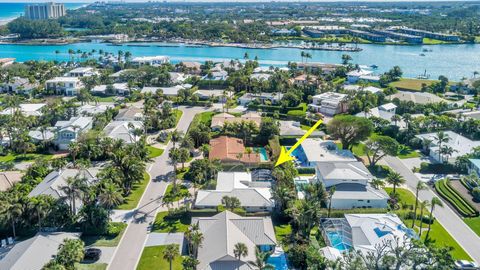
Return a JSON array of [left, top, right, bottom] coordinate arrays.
[[286, 146, 309, 167], [326, 231, 352, 252], [267, 253, 289, 270], [255, 147, 268, 162]]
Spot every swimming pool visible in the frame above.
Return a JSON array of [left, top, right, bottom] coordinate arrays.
[[286, 145, 309, 167], [267, 252, 289, 270], [254, 147, 269, 162], [326, 231, 352, 252]]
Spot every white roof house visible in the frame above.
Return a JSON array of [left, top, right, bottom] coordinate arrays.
[[0, 232, 80, 270], [415, 131, 480, 163], [54, 116, 93, 150], [45, 77, 84, 96], [309, 92, 349, 116], [66, 67, 98, 77], [355, 102, 404, 128], [344, 85, 382, 94], [0, 103, 46, 117], [195, 172, 274, 212], [388, 91, 449, 105], [29, 168, 99, 213], [0, 76, 38, 94], [92, 83, 130, 95], [79, 104, 114, 115], [202, 69, 228, 81], [131, 55, 169, 66], [103, 121, 143, 144], [141, 84, 192, 96], [347, 69, 373, 83], [299, 138, 356, 167], [250, 73, 272, 81], [238, 92, 283, 105], [192, 211, 277, 270], [28, 128, 55, 142], [321, 214, 415, 261], [168, 72, 186, 84]]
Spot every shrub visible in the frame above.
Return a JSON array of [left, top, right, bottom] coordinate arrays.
[[297, 167, 315, 174], [472, 187, 480, 201], [435, 180, 478, 217], [405, 212, 434, 224], [287, 110, 306, 117], [106, 222, 125, 237]]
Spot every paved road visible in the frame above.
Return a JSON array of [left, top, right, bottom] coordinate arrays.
[[384, 156, 480, 262], [108, 106, 206, 270]]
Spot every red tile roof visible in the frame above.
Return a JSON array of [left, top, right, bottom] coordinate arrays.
[[209, 136, 260, 164]]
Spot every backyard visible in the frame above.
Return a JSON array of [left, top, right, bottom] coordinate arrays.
[[152, 211, 190, 233]]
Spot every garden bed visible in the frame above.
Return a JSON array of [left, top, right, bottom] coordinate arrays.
[[449, 180, 480, 212], [434, 179, 478, 217]]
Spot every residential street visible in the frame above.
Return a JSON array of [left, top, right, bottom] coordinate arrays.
[[384, 156, 480, 262], [108, 106, 207, 270]]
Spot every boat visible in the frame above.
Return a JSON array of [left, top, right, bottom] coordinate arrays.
[[370, 64, 379, 69], [422, 48, 429, 52], [420, 53, 426, 56], [416, 69, 430, 79]]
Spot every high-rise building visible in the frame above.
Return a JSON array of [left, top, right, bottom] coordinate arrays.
[[24, 2, 66, 20]]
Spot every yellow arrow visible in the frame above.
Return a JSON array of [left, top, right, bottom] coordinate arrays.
[[275, 118, 323, 167]]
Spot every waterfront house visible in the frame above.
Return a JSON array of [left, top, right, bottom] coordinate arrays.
[[0, 103, 46, 117], [292, 74, 319, 86], [295, 62, 342, 75], [308, 92, 348, 116], [415, 131, 480, 163], [0, 232, 80, 270], [210, 112, 262, 131], [271, 28, 296, 36], [347, 69, 374, 84], [178, 61, 202, 75], [195, 172, 274, 212], [53, 116, 93, 150], [103, 121, 143, 144], [209, 136, 260, 164], [115, 106, 144, 121], [131, 56, 169, 66], [192, 211, 277, 270], [238, 92, 283, 106], [45, 77, 83, 96], [29, 168, 99, 213], [344, 84, 382, 95], [0, 77, 38, 94], [320, 214, 416, 260], [66, 67, 98, 77]]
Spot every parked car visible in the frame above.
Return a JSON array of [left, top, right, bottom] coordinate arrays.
[[84, 248, 102, 261], [455, 260, 479, 270]]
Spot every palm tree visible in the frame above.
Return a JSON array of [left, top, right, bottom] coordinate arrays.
[[412, 181, 427, 228], [170, 130, 183, 149], [98, 181, 124, 209], [418, 200, 430, 236], [28, 195, 50, 229], [434, 131, 450, 162], [182, 257, 199, 270], [234, 242, 249, 267], [1, 197, 23, 238], [60, 175, 88, 214], [425, 197, 443, 241], [327, 186, 336, 218], [402, 113, 412, 130], [386, 172, 405, 197], [370, 178, 385, 189], [391, 114, 401, 127], [248, 248, 275, 270], [68, 142, 81, 167], [163, 244, 179, 270], [190, 230, 204, 258]]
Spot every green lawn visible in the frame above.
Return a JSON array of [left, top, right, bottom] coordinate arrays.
[[0, 152, 53, 163], [187, 111, 216, 135], [94, 96, 117, 102], [147, 146, 164, 158], [75, 263, 108, 270], [423, 38, 448, 45], [273, 218, 292, 250], [397, 146, 421, 159], [81, 222, 127, 247], [173, 109, 183, 126], [152, 211, 191, 233], [116, 172, 150, 210], [336, 143, 366, 156], [137, 246, 183, 270], [385, 187, 472, 260], [464, 217, 480, 237], [389, 78, 437, 91]]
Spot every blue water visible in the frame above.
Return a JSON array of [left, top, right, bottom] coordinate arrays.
[[267, 253, 289, 270], [254, 147, 268, 162], [326, 231, 352, 252], [0, 41, 479, 80], [0, 3, 85, 20], [287, 146, 309, 167]]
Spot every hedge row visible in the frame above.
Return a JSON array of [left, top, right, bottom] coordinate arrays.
[[321, 208, 388, 218], [247, 103, 306, 113], [435, 180, 478, 217]]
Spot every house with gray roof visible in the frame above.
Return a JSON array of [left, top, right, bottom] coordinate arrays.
[[29, 168, 99, 213], [103, 121, 143, 144], [194, 172, 274, 212], [54, 116, 93, 150], [0, 232, 80, 270], [192, 211, 277, 270]]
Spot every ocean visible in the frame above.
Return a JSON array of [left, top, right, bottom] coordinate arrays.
[[0, 2, 86, 21]]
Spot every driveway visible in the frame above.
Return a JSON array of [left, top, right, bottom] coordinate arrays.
[[108, 106, 207, 270], [384, 156, 480, 263]]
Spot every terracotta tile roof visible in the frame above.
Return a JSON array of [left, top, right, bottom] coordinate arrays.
[[209, 136, 260, 164]]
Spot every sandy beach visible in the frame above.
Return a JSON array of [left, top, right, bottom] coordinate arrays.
[[0, 18, 15, 26]]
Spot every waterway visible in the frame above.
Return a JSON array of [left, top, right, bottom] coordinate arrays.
[[0, 41, 479, 81]]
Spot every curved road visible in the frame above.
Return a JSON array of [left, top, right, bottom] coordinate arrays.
[[108, 106, 207, 270], [384, 156, 480, 263]]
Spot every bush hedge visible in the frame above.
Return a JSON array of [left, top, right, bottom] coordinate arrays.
[[247, 103, 306, 114], [297, 167, 316, 174], [435, 179, 478, 217]]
